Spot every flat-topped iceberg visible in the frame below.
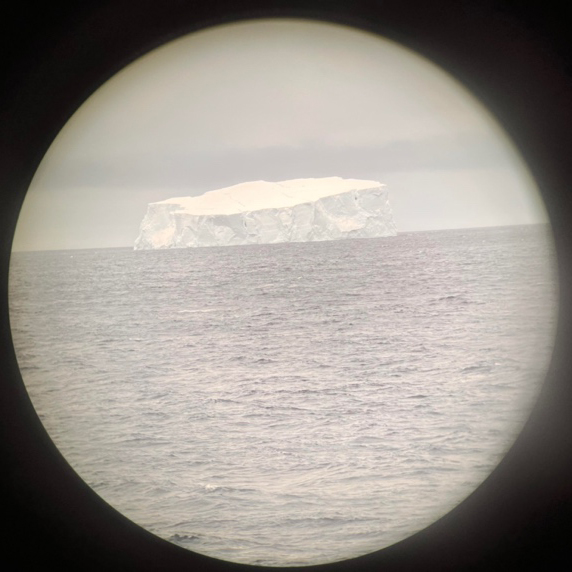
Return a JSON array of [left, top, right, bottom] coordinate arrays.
[[134, 177, 397, 249]]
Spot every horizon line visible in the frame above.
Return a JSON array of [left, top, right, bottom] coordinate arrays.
[[10, 221, 551, 254]]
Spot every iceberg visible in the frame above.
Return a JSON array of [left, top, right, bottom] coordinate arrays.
[[134, 177, 397, 249]]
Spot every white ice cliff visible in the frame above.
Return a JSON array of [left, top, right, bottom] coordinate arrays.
[[134, 177, 397, 249]]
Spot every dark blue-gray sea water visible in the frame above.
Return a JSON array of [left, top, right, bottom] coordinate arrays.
[[9, 225, 557, 566]]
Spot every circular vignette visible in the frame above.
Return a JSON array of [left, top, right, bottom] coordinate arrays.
[[1, 1, 572, 571]]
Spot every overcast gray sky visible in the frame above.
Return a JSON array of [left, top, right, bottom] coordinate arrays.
[[12, 19, 548, 251]]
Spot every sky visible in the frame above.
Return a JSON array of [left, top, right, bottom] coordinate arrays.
[[12, 18, 548, 251]]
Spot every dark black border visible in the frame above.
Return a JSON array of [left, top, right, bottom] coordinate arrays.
[[2, 1, 572, 570]]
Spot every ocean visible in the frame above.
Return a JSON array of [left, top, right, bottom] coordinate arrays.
[[8, 224, 557, 566]]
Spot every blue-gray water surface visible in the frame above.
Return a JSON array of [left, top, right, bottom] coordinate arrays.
[[9, 225, 557, 566]]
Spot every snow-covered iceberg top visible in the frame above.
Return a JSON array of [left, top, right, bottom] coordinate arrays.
[[158, 177, 386, 215], [134, 177, 397, 249]]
